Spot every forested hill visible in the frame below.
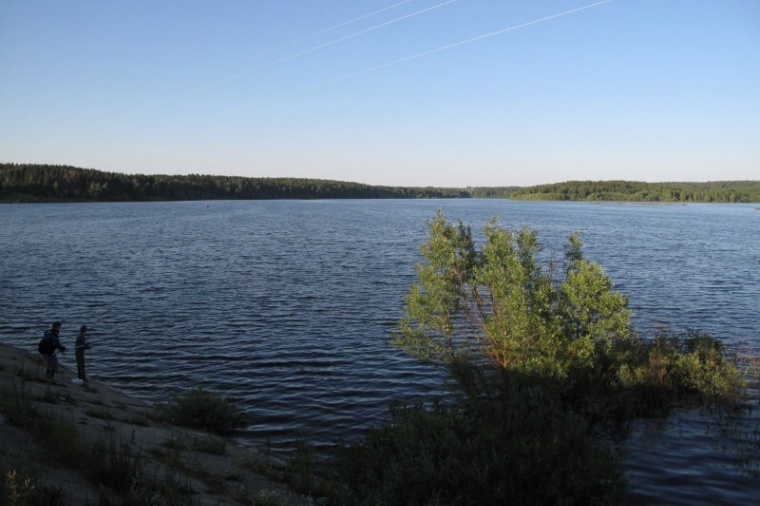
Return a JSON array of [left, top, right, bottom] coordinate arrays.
[[0, 164, 518, 202], [511, 180, 760, 203], [3, 164, 756, 203]]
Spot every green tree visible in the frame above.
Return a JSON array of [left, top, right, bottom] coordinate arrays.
[[337, 214, 748, 505], [396, 212, 631, 389]]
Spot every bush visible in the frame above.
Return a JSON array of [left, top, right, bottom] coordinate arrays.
[[87, 435, 144, 494], [159, 388, 243, 435], [396, 213, 632, 388], [397, 213, 747, 414], [375, 214, 751, 504], [337, 390, 625, 506], [614, 330, 745, 407]]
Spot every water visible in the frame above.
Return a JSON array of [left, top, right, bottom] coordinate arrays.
[[1, 200, 759, 504]]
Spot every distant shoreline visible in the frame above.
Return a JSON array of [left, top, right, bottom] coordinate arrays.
[[4, 163, 760, 203]]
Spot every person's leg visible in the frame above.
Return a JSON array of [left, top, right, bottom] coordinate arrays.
[[44, 355, 53, 379], [76, 353, 85, 380], [81, 354, 87, 381], [44, 354, 58, 380]]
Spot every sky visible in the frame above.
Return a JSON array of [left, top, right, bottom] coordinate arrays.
[[1, 0, 758, 187]]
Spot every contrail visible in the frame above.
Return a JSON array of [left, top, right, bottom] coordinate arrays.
[[278, 0, 617, 98], [241, 0, 418, 62], [191, 0, 459, 94]]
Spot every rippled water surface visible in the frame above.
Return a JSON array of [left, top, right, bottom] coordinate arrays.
[[1, 200, 758, 504]]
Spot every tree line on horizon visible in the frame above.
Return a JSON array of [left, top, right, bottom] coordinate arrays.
[[1, 163, 757, 203], [0, 163, 518, 202], [511, 179, 760, 203]]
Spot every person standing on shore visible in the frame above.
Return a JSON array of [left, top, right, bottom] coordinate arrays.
[[38, 321, 66, 381], [74, 325, 92, 383]]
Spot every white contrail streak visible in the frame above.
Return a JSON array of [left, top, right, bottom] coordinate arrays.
[[243, 0, 418, 61], [192, 0, 459, 94], [279, 0, 617, 98]]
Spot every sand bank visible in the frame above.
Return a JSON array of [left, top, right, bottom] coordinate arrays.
[[0, 344, 312, 505]]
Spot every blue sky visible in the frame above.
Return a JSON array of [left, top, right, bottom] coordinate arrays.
[[1, 0, 758, 187]]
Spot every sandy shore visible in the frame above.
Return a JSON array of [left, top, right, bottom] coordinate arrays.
[[0, 344, 313, 505]]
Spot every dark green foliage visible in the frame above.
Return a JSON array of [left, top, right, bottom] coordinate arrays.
[[285, 439, 318, 496], [353, 213, 750, 505], [3, 164, 754, 202], [396, 213, 632, 384], [338, 395, 625, 506], [190, 435, 227, 455], [0, 163, 469, 202], [396, 213, 746, 412], [614, 330, 745, 408], [511, 179, 760, 203], [464, 186, 520, 199], [87, 436, 144, 495], [159, 388, 243, 435]]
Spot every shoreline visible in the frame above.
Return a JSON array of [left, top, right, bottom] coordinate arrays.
[[0, 343, 312, 505]]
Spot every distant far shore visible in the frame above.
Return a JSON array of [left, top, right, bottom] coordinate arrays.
[[2, 163, 759, 203]]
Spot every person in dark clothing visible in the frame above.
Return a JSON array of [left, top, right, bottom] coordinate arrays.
[[74, 324, 92, 382], [39, 321, 66, 381]]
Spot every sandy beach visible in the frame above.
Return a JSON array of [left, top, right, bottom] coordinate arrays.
[[0, 343, 313, 505]]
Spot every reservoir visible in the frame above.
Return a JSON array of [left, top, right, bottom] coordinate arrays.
[[1, 199, 758, 504]]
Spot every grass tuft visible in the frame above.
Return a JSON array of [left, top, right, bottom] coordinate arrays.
[[157, 388, 243, 435], [1, 465, 67, 506], [191, 435, 226, 455]]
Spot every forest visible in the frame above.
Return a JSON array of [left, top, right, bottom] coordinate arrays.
[[0, 164, 486, 202], [511, 179, 760, 203], [0, 163, 521, 202], [1, 164, 757, 203]]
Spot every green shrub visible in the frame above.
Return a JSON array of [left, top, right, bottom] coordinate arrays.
[[159, 388, 243, 435], [337, 391, 625, 506], [674, 330, 745, 399], [87, 435, 144, 494], [377, 214, 752, 504], [396, 213, 748, 415], [191, 435, 226, 455], [613, 331, 746, 411], [285, 439, 317, 496], [396, 214, 632, 385]]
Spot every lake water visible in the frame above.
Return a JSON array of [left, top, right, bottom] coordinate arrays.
[[1, 200, 758, 504]]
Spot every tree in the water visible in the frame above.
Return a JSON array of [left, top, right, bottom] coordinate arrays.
[[396, 211, 631, 394]]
